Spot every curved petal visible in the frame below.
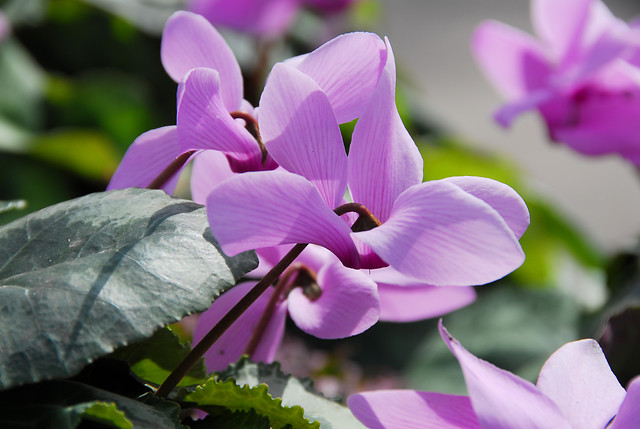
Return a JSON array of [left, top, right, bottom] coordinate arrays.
[[107, 126, 182, 193], [161, 11, 242, 111], [354, 181, 525, 286], [188, 0, 298, 38], [472, 20, 550, 100], [440, 176, 530, 239], [259, 63, 348, 208], [347, 390, 481, 429], [531, 0, 592, 64], [494, 87, 556, 127], [177, 68, 264, 171], [536, 339, 625, 429], [291, 32, 387, 123], [610, 376, 640, 429], [348, 38, 423, 222], [440, 322, 571, 429], [288, 260, 379, 338], [190, 150, 235, 204], [192, 282, 287, 371], [206, 170, 359, 267], [372, 268, 476, 321]]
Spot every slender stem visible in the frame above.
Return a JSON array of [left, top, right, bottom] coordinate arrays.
[[155, 243, 308, 398], [147, 151, 196, 190], [230, 111, 268, 163], [243, 266, 298, 357]]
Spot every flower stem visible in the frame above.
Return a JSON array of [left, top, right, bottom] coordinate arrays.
[[147, 151, 196, 190], [155, 243, 308, 398]]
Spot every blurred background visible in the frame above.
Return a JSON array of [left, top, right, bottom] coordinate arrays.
[[1, 0, 638, 399]]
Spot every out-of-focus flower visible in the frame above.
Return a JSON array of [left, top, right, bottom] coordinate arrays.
[[187, 0, 357, 38], [473, 0, 640, 165], [348, 321, 640, 429], [0, 11, 10, 43], [207, 37, 529, 285]]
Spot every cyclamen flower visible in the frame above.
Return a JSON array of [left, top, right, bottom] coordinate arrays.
[[348, 321, 640, 429], [207, 36, 529, 286], [187, 0, 357, 38], [108, 11, 386, 192], [473, 0, 640, 165]]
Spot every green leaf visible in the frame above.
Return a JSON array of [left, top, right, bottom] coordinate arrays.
[[195, 359, 367, 429], [0, 188, 258, 391], [405, 285, 581, 395], [27, 129, 122, 181], [112, 327, 208, 387], [0, 380, 185, 429], [71, 401, 133, 429], [190, 408, 271, 429]]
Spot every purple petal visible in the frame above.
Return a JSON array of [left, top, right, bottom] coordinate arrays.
[[610, 376, 640, 429], [494, 87, 556, 127], [347, 390, 481, 429], [371, 267, 476, 322], [536, 339, 625, 429], [440, 321, 571, 429], [161, 11, 242, 111], [472, 20, 550, 100], [190, 150, 235, 204], [259, 63, 347, 208], [192, 282, 287, 371], [551, 85, 640, 165], [177, 68, 264, 171], [187, 0, 298, 37], [290, 32, 387, 123], [287, 260, 379, 339], [348, 38, 423, 222], [206, 170, 359, 267], [440, 176, 529, 239], [107, 126, 182, 193], [531, 0, 592, 64], [354, 181, 525, 286]]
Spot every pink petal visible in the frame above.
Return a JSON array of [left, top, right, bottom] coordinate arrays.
[[551, 86, 640, 165], [371, 267, 476, 322], [206, 170, 359, 268], [440, 321, 571, 429], [259, 63, 347, 208], [190, 150, 235, 204], [354, 181, 525, 286], [177, 68, 264, 171], [107, 126, 182, 193], [472, 20, 550, 100], [494, 88, 556, 127], [160, 11, 242, 111], [187, 0, 299, 38], [610, 376, 640, 429], [531, 0, 592, 64], [440, 176, 530, 239], [536, 339, 626, 429], [291, 32, 387, 123], [192, 282, 287, 371], [287, 260, 379, 339], [347, 390, 481, 429], [348, 38, 423, 223]]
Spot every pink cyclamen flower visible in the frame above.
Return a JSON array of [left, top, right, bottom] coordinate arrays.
[[207, 36, 529, 286], [187, 0, 356, 38], [108, 11, 387, 192], [192, 244, 379, 371], [348, 321, 640, 429], [473, 0, 640, 165]]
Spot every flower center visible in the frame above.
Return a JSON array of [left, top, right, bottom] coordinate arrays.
[[230, 110, 268, 163], [334, 202, 382, 232], [279, 262, 322, 301]]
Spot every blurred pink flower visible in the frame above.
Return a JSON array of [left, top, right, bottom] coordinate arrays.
[[0, 11, 10, 43], [473, 0, 640, 165], [349, 321, 640, 429], [187, 0, 357, 38]]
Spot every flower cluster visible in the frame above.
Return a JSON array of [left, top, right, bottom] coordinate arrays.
[[349, 321, 640, 429], [473, 0, 640, 165]]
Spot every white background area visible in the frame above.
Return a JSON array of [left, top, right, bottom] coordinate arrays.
[[376, 0, 640, 252]]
